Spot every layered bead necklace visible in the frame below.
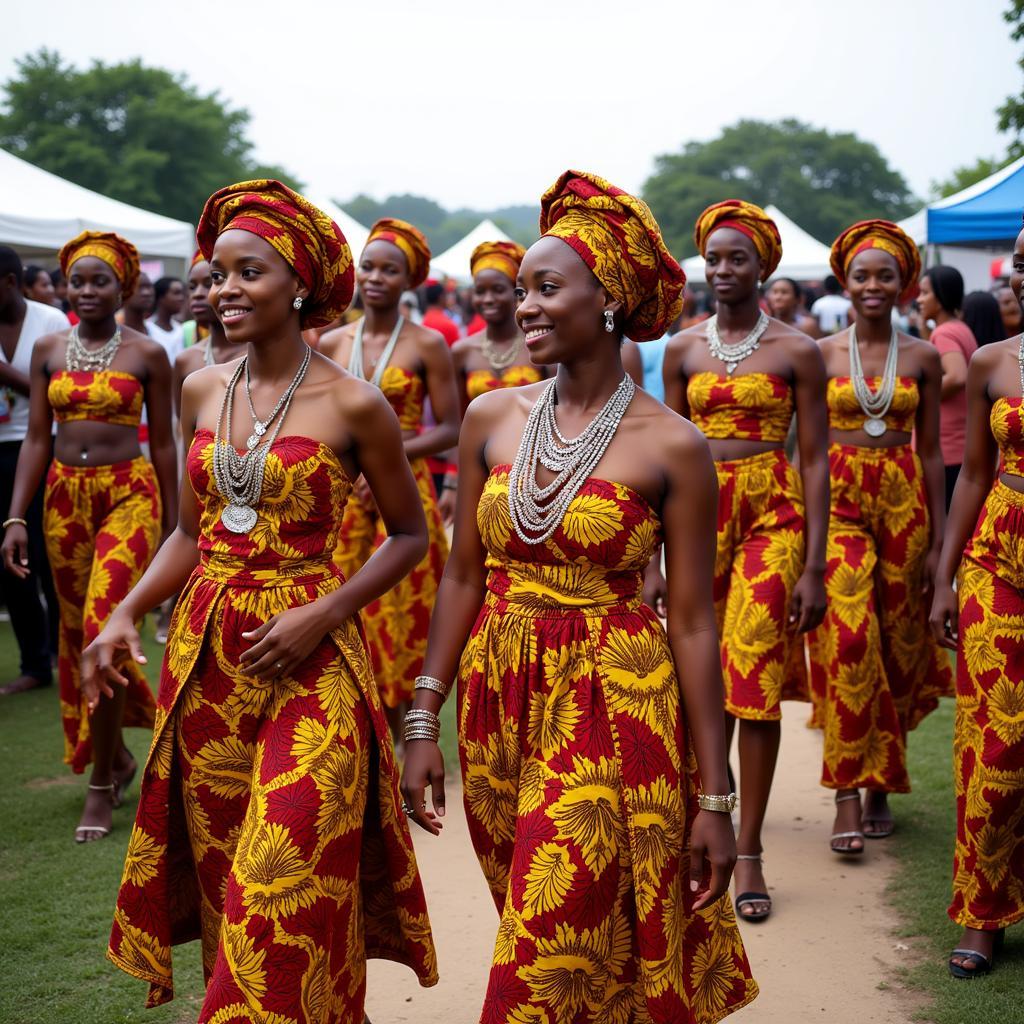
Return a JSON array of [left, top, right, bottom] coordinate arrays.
[[508, 374, 636, 544], [848, 324, 899, 438], [706, 310, 769, 375], [211, 347, 310, 534], [348, 316, 404, 386], [480, 332, 525, 374], [66, 324, 122, 373]]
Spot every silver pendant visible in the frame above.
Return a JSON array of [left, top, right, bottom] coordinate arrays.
[[221, 503, 258, 533], [863, 418, 887, 438], [246, 434, 260, 450], [726, 361, 739, 375]]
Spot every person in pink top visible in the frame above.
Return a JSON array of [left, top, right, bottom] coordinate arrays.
[[919, 265, 977, 509]]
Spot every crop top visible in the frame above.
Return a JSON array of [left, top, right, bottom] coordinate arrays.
[[466, 365, 543, 402], [991, 397, 1024, 476], [47, 370, 144, 427], [686, 372, 793, 442], [827, 377, 918, 433]]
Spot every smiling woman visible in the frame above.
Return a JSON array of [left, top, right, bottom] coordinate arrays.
[[80, 180, 438, 1023], [401, 169, 758, 1023]]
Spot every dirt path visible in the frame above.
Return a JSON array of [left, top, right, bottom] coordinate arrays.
[[365, 702, 918, 1023]]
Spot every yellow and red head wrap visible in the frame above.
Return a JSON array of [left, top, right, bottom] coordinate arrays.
[[59, 231, 140, 300], [470, 240, 527, 282], [191, 248, 207, 268], [365, 218, 432, 290], [830, 219, 922, 303], [196, 179, 355, 329], [693, 200, 782, 282], [539, 170, 685, 342]]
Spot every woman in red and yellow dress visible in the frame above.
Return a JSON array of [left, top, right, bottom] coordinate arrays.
[[439, 240, 549, 521], [320, 219, 459, 730], [929, 224, 1024, 979], [403, 171, 757, 1023], [2, 231, 176, 843], [810, 220, 952, 854], [82, 181, 437, 1022], [661, 200, 829, 922]]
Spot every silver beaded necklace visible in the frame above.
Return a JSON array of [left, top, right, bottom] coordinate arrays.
[[849, 323, 899, 437], [211, 347, 310, 534], [480, 332, 524, 374], [66, 324, 122, 373], [1018, 335, 1024, 397], [507, 374, 636, 544], [348, 315, 404, 387], [706, 310, 769, 375]]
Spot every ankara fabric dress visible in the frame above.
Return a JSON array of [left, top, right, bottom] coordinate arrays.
[[334, 366, 448, 707], [45, 369, 158, 771], [459, 466, 757, 1024], [949, 398, 1024, 931], [108, 430, 437, 1022], [808, 379, 952, 791]]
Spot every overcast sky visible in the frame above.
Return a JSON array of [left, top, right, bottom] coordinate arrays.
[[4, 0, 1019, 214]]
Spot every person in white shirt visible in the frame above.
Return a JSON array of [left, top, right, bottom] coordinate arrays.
[[145, 275, 186, 361], [811, 274, 853, 334], [0, 246, 69, 694]]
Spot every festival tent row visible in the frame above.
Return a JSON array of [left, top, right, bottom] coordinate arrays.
[[430, 219, 514, 282], [307, 194, 371, 262], [0, 148, 194, 270], [681, 205, 832, 283]]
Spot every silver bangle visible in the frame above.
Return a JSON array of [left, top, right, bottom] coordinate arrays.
[[415, 674, 451, 699], [2, 517, 27, 530], [404, 708, 441, 744]]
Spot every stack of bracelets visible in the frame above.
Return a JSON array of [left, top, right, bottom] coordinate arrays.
[[402, 674, 453, 744]]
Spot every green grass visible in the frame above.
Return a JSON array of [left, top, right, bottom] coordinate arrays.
[[0, 614, 457, 1023], [889, 697, 1024, 1023]]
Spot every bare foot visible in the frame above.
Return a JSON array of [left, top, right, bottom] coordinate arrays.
[[830, 790, 864, 854], [0, 673, 50, 695], [75, 784, 114, 843], [862, 789, 894, 838]]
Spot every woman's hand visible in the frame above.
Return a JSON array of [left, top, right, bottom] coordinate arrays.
[[438, 486, 457, 527], [2, 523, 30, 579], [789, 567, 826, 633], [922, 546, 941, 595], [929, 582, 959, 650], [642, 561, 667, 619], [401, 738, 446, 835], [81, 610, 148, 713], [240, 603, 333, 678], [689, 808, 736, 911]]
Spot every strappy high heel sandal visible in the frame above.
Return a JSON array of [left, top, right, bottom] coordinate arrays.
[[949, 929, 1004, 979], [830, 791, 864, 856], [74, 783, 115, 844], [734, 854, 772, 922]]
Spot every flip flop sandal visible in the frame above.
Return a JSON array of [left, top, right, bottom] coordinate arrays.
[[949, 949, 993, 979]]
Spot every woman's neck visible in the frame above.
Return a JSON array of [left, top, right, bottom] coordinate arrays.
[[715, 293, 763, 332], [852, 310, 894, 343], [485, 315, 520, 344], [77, 315, 119, 342], [154, 309, 173, 331], [122, 310, 148, 332], [555, 344, 625, 411], [362, 304, 401, 335], [245, 331, 308, 381], [932, 308, 955, 327]]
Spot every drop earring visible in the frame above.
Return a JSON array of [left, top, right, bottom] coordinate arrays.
[[604, 310, 615, 333], [293, 297, 303, 310]]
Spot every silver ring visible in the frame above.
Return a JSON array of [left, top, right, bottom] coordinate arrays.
[[401, 802, 413, 815], [275, 661, 284, 671]]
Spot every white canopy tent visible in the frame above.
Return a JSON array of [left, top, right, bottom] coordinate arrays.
[[306, 194, 370, 259], [430, 218, 513, 281], [682, 205, 832, 283], [0, 148, 194, 262]]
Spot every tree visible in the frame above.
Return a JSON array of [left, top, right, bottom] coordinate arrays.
[[0, 49, 299, 225], [998, 0, 1024, 156], [931, 154, 1015, 199], [642, 119, 917, 259]]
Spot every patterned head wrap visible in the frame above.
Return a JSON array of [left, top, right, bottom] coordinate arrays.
[[59, 231, 140, 300], [470, 240, 527, 282], [196, 179, 355, 328], [365, 218, 432, 289], [693, 200, 782, 282], [830, 220, 921, 303], [539, 170, 685, 342], [191, 248, 207, 268]]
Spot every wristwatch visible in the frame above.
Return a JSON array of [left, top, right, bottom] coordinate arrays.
[[697, 792, 737, 813]]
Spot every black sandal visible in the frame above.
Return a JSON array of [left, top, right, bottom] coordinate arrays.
[[734, 854, 771, 922], [948, 948, 993, 979]]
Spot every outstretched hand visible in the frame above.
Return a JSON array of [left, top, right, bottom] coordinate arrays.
[[81, 611, 148, 713]]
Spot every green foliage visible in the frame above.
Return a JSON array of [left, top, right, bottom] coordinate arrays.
[[337, 195, 538, 254], [931, 154, 1016, 199], [642, 119, 917, 259], [998, 0, 1024, 154], [0, 49, 300, 226]]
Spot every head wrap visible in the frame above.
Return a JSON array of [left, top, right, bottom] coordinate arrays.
[[365, 218, 432, 289], [191, 248, 207, 268], [470, 240, 527, 282], [693, 200, 782, 282], [59, 231, 140, 300], [539, 170, 685, 342], [830, 219, 921, 303], [196, 179, 354, 328]]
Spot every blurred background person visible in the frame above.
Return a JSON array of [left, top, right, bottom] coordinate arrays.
[[23, 265, 56, 306], [963, 289, 1008, 347], [120, 271, 154, 334], [919, 266, 976, 508], [811, 274, 852, 334], [994, 282, 1023, 339], [767, 276, 821, 337], [420, 279, 460, 345], [145, 275, 186, 361]]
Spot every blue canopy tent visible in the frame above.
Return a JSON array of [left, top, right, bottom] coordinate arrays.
[[900, 154, 1024, 247]]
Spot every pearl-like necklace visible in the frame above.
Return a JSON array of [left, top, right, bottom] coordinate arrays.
[[211, 348, 310, 534], [480, 332, 524, 374], [706, 311, 770, 375], [507, 374, 635, 544], [849, 324, 899, 438], [66, 324, 122, 373]]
